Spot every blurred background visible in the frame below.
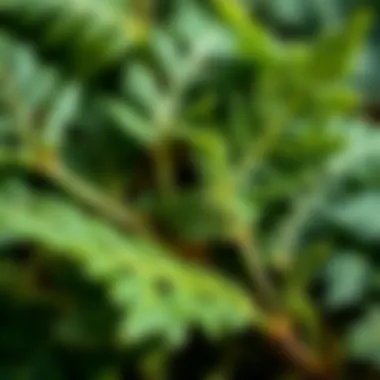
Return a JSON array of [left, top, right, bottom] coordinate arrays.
[[0, 1, 379, 380]]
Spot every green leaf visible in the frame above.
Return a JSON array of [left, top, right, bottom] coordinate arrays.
[[124, 63, 160, 110], [347, 307, 380, 368], [106, 99, 156, 146], [327, 192, 380, 243], [42, 81, 82, 149], [173, 1, 236, 59], [0, 184, 258, 347], [266, 0, 309, 24], [0, 0, 139, 73], [151, 29, 182, 81], [212, 0, 283, 63], [143, 192, 229, 241], [322, 251, 371, 310], [307, 8, 372, 83]]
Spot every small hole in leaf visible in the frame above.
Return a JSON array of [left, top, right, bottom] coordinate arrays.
[[198, 291, 214, 305], [123, 266, 136, 278], [110, 266, 136, 283], [153, 277, 174, 297]]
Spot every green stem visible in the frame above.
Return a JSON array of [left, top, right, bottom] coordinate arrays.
[[234, 228, 279, 312], [43, 160, 151, 236], [0, 148, 152, 238], [152, 142, 176, 201], [237, 111, 289, 186]]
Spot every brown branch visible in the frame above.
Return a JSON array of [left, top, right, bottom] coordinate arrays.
[[29, 149, 155, 239], [264, 315, 333, 380], [234, 228, 332, 379]]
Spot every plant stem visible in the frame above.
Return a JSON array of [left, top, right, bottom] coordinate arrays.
[[263, 315, 332, 380], [234, 230, 330, 379], [234, 228, 279, 311], [11, 146, 154, 239], [44, 160, 152, 235], [152, 141, 176, 200]]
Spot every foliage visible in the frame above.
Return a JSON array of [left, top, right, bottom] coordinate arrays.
[[254, 0, 380, 104], [0, 0, 378, 379]]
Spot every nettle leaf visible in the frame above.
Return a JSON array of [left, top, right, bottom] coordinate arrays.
[[0, 184, 258, 347], [322, 251, 371, 310]]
